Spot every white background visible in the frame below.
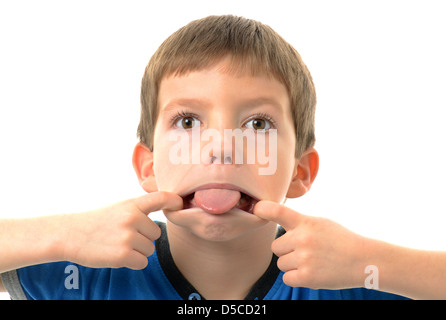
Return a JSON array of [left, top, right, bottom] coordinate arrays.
[[1, 0, 445, 300]]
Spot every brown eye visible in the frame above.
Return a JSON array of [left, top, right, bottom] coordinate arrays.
[[246, 118, 271, 131], [175, 116, 200, 129], [182, 117, 194, 129], [252, 119, 266, 130]]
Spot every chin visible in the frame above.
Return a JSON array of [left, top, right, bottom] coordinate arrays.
[[164, 207, 270, 243], [195, 222, 239, 242]]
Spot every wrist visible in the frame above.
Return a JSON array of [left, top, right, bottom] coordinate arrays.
[[357, 236, 388, 290], [42, 214, 72, 263], [358, 236, 411, 294], [21, 215, 71, 265], [48, 213, 84, 263], [0, 215, 67, 273]]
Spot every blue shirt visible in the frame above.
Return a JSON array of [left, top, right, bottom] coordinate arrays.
[[1, 223, 410, 300]]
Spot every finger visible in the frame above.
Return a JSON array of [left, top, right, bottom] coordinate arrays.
[[133, 233, 157, 257], [125, 251, 150, 270], [253, 200, 300, 230], [271, 232, 294, 256], [136, 217, 162, 241], [277, 252, 298, 272], [282, 269, 302, 288], [133, 191, 183, 215]]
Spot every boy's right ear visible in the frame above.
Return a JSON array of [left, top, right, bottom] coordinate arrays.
[[132, 142, 158, 193]]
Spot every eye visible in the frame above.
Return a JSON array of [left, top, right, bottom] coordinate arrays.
[[245, 118, 272, 131], [175, 116, 201, 129]]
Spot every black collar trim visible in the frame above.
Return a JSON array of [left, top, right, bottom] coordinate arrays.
[[155, 221, 284, 300]]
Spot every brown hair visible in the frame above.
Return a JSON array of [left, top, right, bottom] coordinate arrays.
[[138, 15, 316, 158]]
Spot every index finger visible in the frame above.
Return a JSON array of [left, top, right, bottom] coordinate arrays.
[[253, 200, 300, 231], [133, 191, 183, 215]]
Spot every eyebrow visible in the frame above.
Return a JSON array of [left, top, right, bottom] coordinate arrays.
[[237, 97, 284, 112], [160, 96, 285, 115], [161, 98, 210, 114]]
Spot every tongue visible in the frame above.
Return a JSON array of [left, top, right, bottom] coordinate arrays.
[[194, 189, 241, 214]]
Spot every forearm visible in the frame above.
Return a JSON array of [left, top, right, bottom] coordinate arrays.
[[365, 238, 446, 299], [0, 216, 66, 273]]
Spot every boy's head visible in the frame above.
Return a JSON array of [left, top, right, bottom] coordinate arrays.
[[138, 15, 316, 159], [133, 15, 319, 240]]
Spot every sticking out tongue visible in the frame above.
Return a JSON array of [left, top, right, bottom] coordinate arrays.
[[194, 189, 241, 214]]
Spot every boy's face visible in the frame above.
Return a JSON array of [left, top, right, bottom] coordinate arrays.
[[147, 57, 302, 241]]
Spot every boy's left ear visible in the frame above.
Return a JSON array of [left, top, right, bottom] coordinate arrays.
[[132, 142, 158, 193], [286, 148, 319, 198]]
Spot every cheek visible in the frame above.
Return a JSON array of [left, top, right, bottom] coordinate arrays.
[[264, 135, 296, 200], [248, 138, 295, 203], [262, 163, 294, 202], [152, 125, 183, 190], [152, 142, 176, 190], [152, 142, 195, 192]]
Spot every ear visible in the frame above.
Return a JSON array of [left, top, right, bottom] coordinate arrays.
[[132, 142, 158, 193], [286, 148, 319, 198]]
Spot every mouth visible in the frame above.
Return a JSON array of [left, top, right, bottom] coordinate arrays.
[[181, 184, 260, 215]]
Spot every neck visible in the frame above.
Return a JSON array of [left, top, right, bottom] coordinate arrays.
[[166, 221, 277, 300]]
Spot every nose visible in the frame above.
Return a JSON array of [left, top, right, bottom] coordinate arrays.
[[201, 118, 242, 166], [204, 137, 236, 165], [200, 110, 247, 166], [209, 154, 233, 164]]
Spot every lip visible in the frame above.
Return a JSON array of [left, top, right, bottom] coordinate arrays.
[[180, 183, 260, 202]]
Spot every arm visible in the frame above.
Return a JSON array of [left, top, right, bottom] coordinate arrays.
[[0, 215, 64, 274], [0, 192, 183, 275], [254, 200, 446, 300], [365, 238, 446, 299]]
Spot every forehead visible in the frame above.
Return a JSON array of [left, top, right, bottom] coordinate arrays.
[[158, 57, 290, 113], [162, 54, 287, 87]]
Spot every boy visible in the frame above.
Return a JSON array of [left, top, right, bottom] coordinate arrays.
[[1, 15, 445, 300]]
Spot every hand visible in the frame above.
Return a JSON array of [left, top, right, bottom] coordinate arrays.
[[254, 200, 367, 289], [60, 191, 183, 270]]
